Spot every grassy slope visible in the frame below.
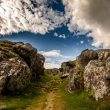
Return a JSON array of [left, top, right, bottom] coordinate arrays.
[[0, 73, 110, 110]]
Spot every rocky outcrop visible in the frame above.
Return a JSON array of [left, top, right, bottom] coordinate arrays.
[[0, 57, 31, 94], [0, 41, 45, 94], [84, 59, 110, 100], [84, 49, 110, 100], [61, 49, 110, 100], [60, 60, 84, 91], [13, 43, 45, 79], [76, 49, 98, 69], [46, 68, 60, 75]]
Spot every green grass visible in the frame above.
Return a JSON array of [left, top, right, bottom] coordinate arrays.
[[1, 72, 110, 110], [0, 75, 47, 110], [0, 72, 61, 110], [59, 78, 110, 110], [0, 85, 42, 109]]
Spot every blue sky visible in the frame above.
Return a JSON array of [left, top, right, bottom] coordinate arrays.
[[0, 25, 95, 68], [1, 0, 107, 68]]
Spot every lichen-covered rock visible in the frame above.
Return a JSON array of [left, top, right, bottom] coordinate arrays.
[[0, 57, 31, 94], [13, 43, 45, 79], [60, 60, 84, 91], [46, 68, 60, 75], [97, 49, 110, 60], [0, 40, 45, 94], [84, 59, 110, 100], [76, 49, 98, 69], [68, 66, 84, 91], [61, 61, 76, 75], [60, 49, 110, 100]]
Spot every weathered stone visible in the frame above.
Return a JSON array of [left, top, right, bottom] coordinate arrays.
[[47, 68, 60, 75], [60, 73, 69, 79], [76, 49, 98, 69], [97, 49, 110, 60], [68, 66, 84, 91], [13, 43, 45, 79], [63, 49, 110, 100], [0, 40, 45, 94], [84, 59, 110, 100], [0, 57, 31, 94]]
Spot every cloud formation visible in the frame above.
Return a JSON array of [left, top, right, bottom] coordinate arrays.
[[0, 0, 65, 35], [1, 0, 110, 48], [64, 0, 110, 48], [54, 32, 66, 39], [40, 50, 72, 69]]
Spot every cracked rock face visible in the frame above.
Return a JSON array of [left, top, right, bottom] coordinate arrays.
[[62, 49, 110, 100], [13, 43, 45, 79], [0, 40, 45, 94], [0, 57, 31, 94], [84, 59, 110, 100]]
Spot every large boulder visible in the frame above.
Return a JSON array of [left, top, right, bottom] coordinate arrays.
[[97, 49, 110, 60], [46, 68, 60, 75], [0, 40, 45, 94], [0, 57, 31, 94], [68, 66, 84, 91], [76, 49, 98, 69], [13, 43, 45, 79], [60, 60, 84, 91], [60, 49, 110, 100], [84, 59, 110, 100], [61, 61, 76, 75]]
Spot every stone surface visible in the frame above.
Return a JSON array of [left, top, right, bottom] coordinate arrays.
[[84, 59, 110, 100], [76, 49, 98, 69], [47, 68, 60, 75], [13, 43, 45, 79], [61, 49, 110, 100], [0, 57, 31, 94], [0, 40, 45, 94], [60, 60, 84, 91]]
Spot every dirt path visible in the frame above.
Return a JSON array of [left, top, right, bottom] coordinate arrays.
[[44, 92, 55, 110], [27, 91, 63, 110]]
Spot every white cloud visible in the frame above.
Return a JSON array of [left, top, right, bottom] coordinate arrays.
[[80, 40, 84, 44], [63, 0, 110, 48], [54, 32, 58, 37], [44, 62, 60, 69], [54, 32, 66, 39], [40, 50, 72, 69], [59, 34, 66, 39], [1, 0, 110, 49], [0, 0, 65, 35], [40, 50, 61, 58]]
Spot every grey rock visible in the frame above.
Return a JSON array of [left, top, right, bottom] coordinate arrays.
[[13, 43, 45, 79], [84, 59, 110, 100], [0, 40, 45, 94], [0, 57, 31, 94], [76, 49, 98, 69], [47, 68, 60, 75]]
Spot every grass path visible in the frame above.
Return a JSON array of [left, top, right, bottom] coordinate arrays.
[[1, 73, 110, 110]]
